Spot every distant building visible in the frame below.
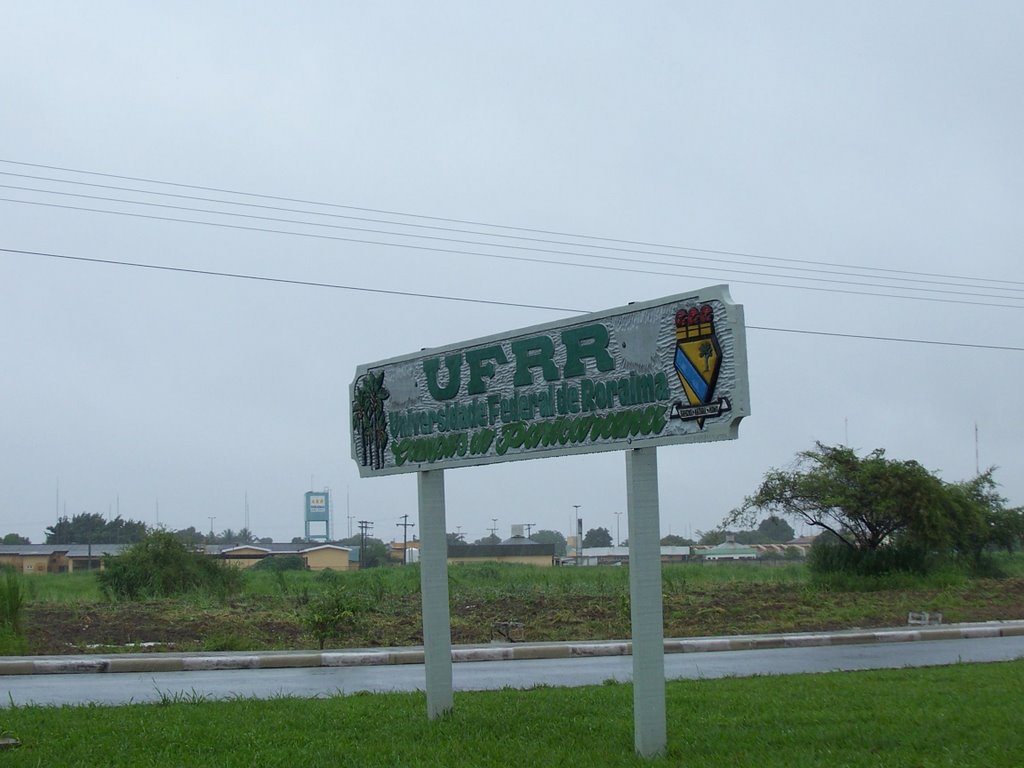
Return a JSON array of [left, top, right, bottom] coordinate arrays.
[[575, 546, 692, 566], [0, 543, 129, 574], [0, 542, 353, 574], [388, 538, 420, 563], [204, 543, 352, 571], [699, 535, 758, 561], [447, 539, 556, 567]]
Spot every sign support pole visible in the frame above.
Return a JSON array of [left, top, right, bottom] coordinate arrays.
[[417, 469, 454, 719], [626, 447, 667, 758]]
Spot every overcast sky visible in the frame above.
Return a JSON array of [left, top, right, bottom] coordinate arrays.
[[2, 2, 1021, 546]]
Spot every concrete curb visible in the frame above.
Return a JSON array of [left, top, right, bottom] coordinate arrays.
[[2, 620, 1022, 677]]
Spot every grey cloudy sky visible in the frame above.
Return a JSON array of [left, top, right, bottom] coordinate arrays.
[[2, 2, 1021, 545]]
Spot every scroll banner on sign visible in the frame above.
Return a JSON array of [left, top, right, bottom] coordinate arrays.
[[350, 284, 750, 477]]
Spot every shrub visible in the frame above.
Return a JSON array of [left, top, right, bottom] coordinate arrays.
[[300, 584, 371, 649], [0, 568, 25, 633], [0, 568, 27, 655], [250, 554, 306, 572], [97, 532, 242, 600], [807, 533, 935, 576]]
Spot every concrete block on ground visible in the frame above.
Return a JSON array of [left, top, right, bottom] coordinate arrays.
[[512, 645, 570, 661], [182, 655, 259, 671], [257, 653, 322, 669], [33, 659, 109, 674], [108, 657, 186, 674]]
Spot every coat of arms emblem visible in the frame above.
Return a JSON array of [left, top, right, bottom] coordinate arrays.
[[671, 304, 731, 428]]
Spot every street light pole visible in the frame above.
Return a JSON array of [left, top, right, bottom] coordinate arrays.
[[615, 510, 623, 546]]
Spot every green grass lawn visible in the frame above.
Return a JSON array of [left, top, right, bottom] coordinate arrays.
[[2, 660, 1022, 766]]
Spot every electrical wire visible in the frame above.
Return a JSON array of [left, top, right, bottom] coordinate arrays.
[[7, 182, 1023, 301], [1, 157, 1020, 289], [3, 169, 1021, 294], [4, 196, 1022, 312], [0, 247, 579, 313], [4, 246, 1022, 353]]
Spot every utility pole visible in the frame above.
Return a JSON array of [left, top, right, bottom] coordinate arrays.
[[975, 422, 980, 476], [456, 525, 463, 542], [208, 516, 216, 540], [397, 514, 415, 565], [488, 518, 498, 539], [347, 486, 353, 538], [573, 504, 582, 566], [357, 520, 373, 568], [523, 523, 536, 539], [614, 510, 623, 547]]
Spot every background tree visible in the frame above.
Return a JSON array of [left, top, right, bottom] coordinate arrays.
[[46, 513, 148, 544], [235, 528, 257, 544], [697, 530, 725, 546], [446, 532, 465, 545], [472, 534, 501, 545], [2, 533, 30, 545], [728, 442, 1018, 574], [756, 516, 796, 544], [729, 444, 954, 552], [582, 527, 613, 548], [335, 535, 389, 568], [173, 527, 207, 548], [945, 471, 1023, 560], [660, 534, 695, 546], [530, 529, 567, 556]]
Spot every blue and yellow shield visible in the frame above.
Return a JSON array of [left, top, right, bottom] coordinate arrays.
[[673, 305, 721, 428]]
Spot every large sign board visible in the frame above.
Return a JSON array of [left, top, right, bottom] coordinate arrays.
[[305, 491, 329, 522], [351, 285, 749, 477]]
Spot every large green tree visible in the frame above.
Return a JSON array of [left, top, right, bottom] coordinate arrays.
[[756, 516, 796, 544], [728, 444, 952, 552], [530, 529, 567, 556], [46, 513, 148, 545], [660, 534, 696, 546], [582, 527, 613, 548], [727, 443, 1020, 568]]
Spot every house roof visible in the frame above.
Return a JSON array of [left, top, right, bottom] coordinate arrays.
[[580, 546, 691, 557], [701, 539, 759, 556], [206, 543, 350, 556], [448, 543, 556, 558], [0, 543, 130, 557], [0, 542, 350, 558]]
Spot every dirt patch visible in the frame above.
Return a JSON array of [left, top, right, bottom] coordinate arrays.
[[21, 578, 1024, 655]]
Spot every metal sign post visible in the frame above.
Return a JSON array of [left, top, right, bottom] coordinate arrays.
[[626, 447, 666, 757], [417, 469, 453, 718]]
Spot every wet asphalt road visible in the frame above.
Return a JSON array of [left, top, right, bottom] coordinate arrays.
[[4, 634, 1023, 707]]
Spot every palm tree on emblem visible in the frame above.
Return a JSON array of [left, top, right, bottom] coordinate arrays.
[[353, 371, 390, 469], [698, 341, 714, 373]]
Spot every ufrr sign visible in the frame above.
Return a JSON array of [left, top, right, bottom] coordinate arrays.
[[349, 284, 750, 759], [351, 285, 749, 475]]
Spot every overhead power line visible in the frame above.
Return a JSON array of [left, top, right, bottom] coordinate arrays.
[[0, 157, 1020, 289], [0, 246, 579, 313], [3, 196, 1022, 312], [4, 246, 1022, 353], [2, 169, 1021, 294]]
